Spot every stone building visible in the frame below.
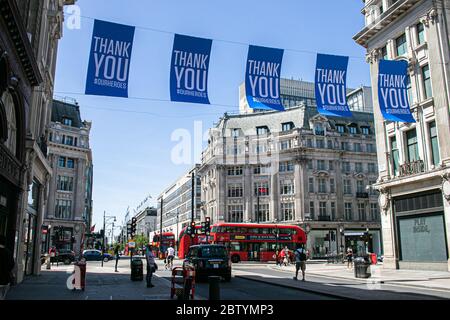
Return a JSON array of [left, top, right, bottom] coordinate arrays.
[[199, 80, 382, 258], [43, 98, 93, 255], [0, 0, 75, 283], [354, 0, 450, 271]]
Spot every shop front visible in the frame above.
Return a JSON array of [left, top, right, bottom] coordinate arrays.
[[343, 230, 382, 257], [307, 229, 338, 259], [394, 190, 448, 271], [23, 180, 40, 276]]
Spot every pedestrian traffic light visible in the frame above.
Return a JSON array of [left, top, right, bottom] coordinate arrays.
[[201, 222, 206, 234]]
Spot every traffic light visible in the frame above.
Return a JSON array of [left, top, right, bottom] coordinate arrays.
[[201, 222, 206, 234], [205, 217, 211, 236], [190, 221, 196, 238], [131, 217, 137, 238]]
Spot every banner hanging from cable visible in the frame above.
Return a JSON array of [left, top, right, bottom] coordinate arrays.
[[315, 53, 352, 117], [85, 19, 135, 98], [170, 34, 213, 104], [378, 59, 415, 123], [245, 45, 284, 111]]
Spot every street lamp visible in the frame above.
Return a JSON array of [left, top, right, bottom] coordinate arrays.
[[102, 211, 116, 267]]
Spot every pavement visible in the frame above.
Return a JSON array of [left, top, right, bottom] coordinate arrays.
[[5, 259, 204, 300]]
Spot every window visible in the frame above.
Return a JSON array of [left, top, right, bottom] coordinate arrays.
[[427, 121, 440, 167], [55, 199, 72, 219], [309, 178, 315, 193], [228, 184, 243, 198], [319, 202, 327, 217], [329, 161, 334, 171], [422, 64, 432, 99], [358, 203, 366, 221], [391, 136, 400, 176], [315, 123, 325, 135], [63, 135, 74, 146], [57, 176, 74, 191], [256, 126, 269, 135], [62, 118, 72, 126], [344, 179, 352, 194], [367, 143, 375, 153], [307, 160, 313, 170], [279, 161, 294, 172], [396, 33, 407, 56], [406, 129, 419, 162], [330, 178, 335, 193], [368, 163, 376, 174], [58, 156, 66, 167], [331, 202, 336, 220], [227, 205, 243, 223], [67, 158, 75, 168], [357, 180, 365, 193], [336, 125, 345, 133], [327, 140, 333, 149], [227, 166, 243, 176], [361, 127, 370, 135], [417, 22, 425, 45], [348, 126, 357, 134], [254, 182, 269, 196], [381, 45, 388, 60], [317, 160, 326, 171], [406, 75, 413, 105], [318, 178, 327, 193], [355, 162, 363, 173], [282, 122, 294, 132], [370, 203, 379, 221], [369, 180, 378, 195], [254, 203, 269, 222], [280, 180, 294, 195], [280, 140, 291, 150], [309, 201, 315, 219], [316, 139, 325, 149], [307, 139, 313, 148], [281, 202, 295, 221], [341, 141, 349, 151], [231, 129, 240, 138], [344, 203, 353, 220], [354, 143, 362, 152], [342, 162, 351, 173], [254, 165, 270, 175]]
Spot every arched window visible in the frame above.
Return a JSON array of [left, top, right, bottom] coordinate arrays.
[[2, 91, 17, 156]]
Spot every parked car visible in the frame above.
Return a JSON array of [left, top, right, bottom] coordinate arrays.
[[50, 249, 76, 265], [82, 249, 113, 262], [183, 244, 231, 282]]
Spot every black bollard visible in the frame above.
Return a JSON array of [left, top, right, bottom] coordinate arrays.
[[208, 276, 221, 300]]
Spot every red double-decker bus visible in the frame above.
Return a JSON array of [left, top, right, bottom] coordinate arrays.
[[177, 225, 208, 259], [210, 223, 306, 263], [152, 232, 175, 259]]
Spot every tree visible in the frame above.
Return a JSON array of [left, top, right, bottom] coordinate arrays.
[[134, 234, 149, 251]]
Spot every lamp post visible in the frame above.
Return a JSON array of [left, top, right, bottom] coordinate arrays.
[[102, 211, 116, 267], [339, 223, 345, 257]]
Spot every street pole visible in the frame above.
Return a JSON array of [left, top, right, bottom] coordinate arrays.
[[191, 171, 195, 224], [160, 197, 163, 258], [257, 189, 260, 224], [102, 211, 105, 267]]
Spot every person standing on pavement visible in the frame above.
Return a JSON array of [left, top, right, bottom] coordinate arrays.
[[346, 247, 354, 269], [145, 244, 158, 288], [0, 235, 15, 300], [293, 244, 307, 281], [114, 245, 120, 272]]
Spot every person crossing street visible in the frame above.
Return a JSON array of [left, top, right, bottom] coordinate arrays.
[[165, 245, 175, 270], [293, 244, 307, 281]]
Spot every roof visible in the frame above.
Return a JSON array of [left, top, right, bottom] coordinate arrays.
[[51, 99, 83, 128]]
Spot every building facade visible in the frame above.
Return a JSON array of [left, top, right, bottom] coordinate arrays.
[[0, 0, 75, 283], [134, 206, 157, 239], [43, 99, 93, 255], [200, 80, 383, 258], [155, 165, 201, 242], [354, 0, 450, 271]]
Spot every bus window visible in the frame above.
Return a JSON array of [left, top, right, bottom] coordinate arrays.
[[261, 228, 269, 234], [211, 226, 217, 233], [230, 242, 240, 251], [249, 228, 259, 234]]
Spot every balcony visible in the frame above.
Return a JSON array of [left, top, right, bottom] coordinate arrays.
[[356, 192, 369, 199], [399, 160, 425, 177]]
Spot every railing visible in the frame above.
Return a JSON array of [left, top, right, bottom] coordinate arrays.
[[317, 215, 331, 221], [399, 160, 425, 177], [356, 192, 369, 199]]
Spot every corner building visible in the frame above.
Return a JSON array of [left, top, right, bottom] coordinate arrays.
[[354, 0, 450, 271]]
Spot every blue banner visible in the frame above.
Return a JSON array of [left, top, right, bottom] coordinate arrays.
[[315, 53, 352, 117], [85, 20, 135, 98], [245, 45, 284, 111], [378, 60, 415, 123], [170, 34, 212, 104]]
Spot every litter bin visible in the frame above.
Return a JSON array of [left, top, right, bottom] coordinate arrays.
[[354, 257, 371, 278], [73, 260, 86, 290], [370, 253, 377, 265], [130, 257, 143, 281]]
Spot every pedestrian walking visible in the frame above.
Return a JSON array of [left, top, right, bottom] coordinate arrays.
[[283, 246, 290, 266], [293, 244, 307, 281], [145, 244, 158, 288], [273, 249, 280, 266], [114, 244, 120, 272], [0, 235, 15, 300], [346, 247, 354, 269]]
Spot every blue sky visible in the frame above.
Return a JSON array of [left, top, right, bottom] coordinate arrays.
[[54, 0, 370, 233]]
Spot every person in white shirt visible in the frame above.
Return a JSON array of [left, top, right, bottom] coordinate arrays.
[[165, 246, 175, 268]]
